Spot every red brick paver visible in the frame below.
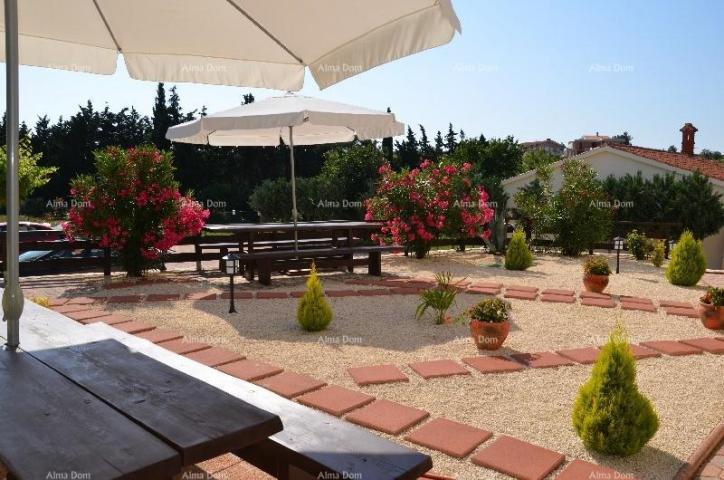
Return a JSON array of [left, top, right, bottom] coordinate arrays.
[[48, 297, 69, 306], [67, 296, 101, 305], [504, 290, 538, 300], [466, 286, 500, 295], [324, 289, 359, 297], [218, 359, 283, 382], [220, 291, 254, 299], [110, 320, 155, 334], [254, 371, 326, 398], [408, 360, 470, 379], [511, 352, 575, 369], [629, 344, 662, 360], [557, 460, 638, 480], [107, 294, 145, 304], [52, 303, 91, 314], [680, 338, 724, 354], [256, 291, 289, 299], [621, 301, 657, 312], [619, 296, 654, 305], [471, 436, 565, 480], [185, 346, 245, 367], [462, 356, 526, 374], [296, 385, 375, 416], [541, 289, 575, 296], [541, 294, 576, 304], [347, 364, 409, 386], [405, 418, 492, 458], [145, 293, 180, 302], [65, 309, 112, 322], [664, 306, 699, 318], [356, 288, 391, 296], [346, 399, 429, 435], [390, 287, 423, 295], [556, 347, 601, 365], [659, 300, 693, 308], [506, 285, 538, 293], [157, 338, 211, 355], [640, 340, 703, 356], [135, 328, 184, 344], [184, 292, 218, 301], [78, 313, 132, 325], [470, 281, 503, 289], [580, 297, 617, 308], [579, 291, 611, 299]]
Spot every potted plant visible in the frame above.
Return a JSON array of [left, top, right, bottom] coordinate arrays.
[[467, 298, 511, 350], [583, 255, 611, 293], [698, 287, 724, 330], [415, 271, 459, 324]]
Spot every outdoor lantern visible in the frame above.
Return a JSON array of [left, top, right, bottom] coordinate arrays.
[[223, 253, 240, 313], [613, 236, 624, 274]]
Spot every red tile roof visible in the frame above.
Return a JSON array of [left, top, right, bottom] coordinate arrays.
[[607, 143, 724, 181]]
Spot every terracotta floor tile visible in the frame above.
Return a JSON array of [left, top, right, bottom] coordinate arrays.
[[390, 287, 423, 295], [135, 328, 184, 344], [146, 293, 181, 302], [65, 309, 111, 322], [217, 359, 283, 382], [78, 313, 132, 326], [639, 340, 703, 356], [505, 285, 538, 293], [663, 306, 699, 318], [296, 385, 375, 416], [107, 294, 145, 304], [511, 352, 575, 369], [659, 300, 693, 308], [220, 291, 254, 299], [52, 303, 92, 314], [556, 347, 601, 364], [679, 337, 724, 354], [471, 435, 565, 480], [628, 344, 662, 360], [621, 301, 658, 312], [503, 290, 538, 300], [466, 286, 500, 295], [110, 320, 156, 334], [347, 364, 409, 386], [184, 346, 245, 367], [66, 296, 99, 305], [541, 289, 575, 296], [408, 359, 470, 379], [579, 291, 611, 299], [619, 296, 654, 305], [254, 371, 326, 398], [48, 297, 69, 306], [557, 460, 639, 480], [469, 281, 503, 289], [580, 297, 617, 308], [346, 399, 429, 435], [157, 338, 211, 355], [462, 355, 526, 374], [184, 292, 218, 301], [541, 294, 576, 304], [256, 291, 289, 299], [405, 418, 492, 458], [324, 289, 359, 297], [356, 288, 391, 296]]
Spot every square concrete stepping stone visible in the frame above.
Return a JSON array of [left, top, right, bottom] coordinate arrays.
[[185, 346, 245, 367], [65, 309, 111, 322], [356, 288, 391, 296], [107, 294, 145, 304], [505, 285, 538, 293], [390, 287, 423, 295], [289, 291, 305, 298], [347, 364, 409, 386], [621, 301, 657, 312], [405, 418, 492, 458], [67, 296, 100, 305], [220, 291, 254, 299], [628, 344, 662, 360], [157, 338, 211, 355], [663, 306, 699, 318], [325, 289, 359, 297], [254, 371, 326, 398], [580, 297, 616, 308], [109, 320, 155, 334], [466, 286, 499, 295], [145, 293, 180, 302], [462, 355, 526, 374], [48, 297, 69, 306], [556, 347, 601, 364], [639, 340, 703, 356], [471, 435, 565, 480], [557, 460, 639, 480], [659, 300, 692, 308], [511, 352, 575, 369], [78, 313, 131, 325], [470, 281, 503, 289], [184, 292, 218, 301], [579, 291, 611, 299], [52, 303, 92, 314], [679, 337, 724, 354], [619, 296, 653, 305], [256, 291, 290, 299], [504, 290, 538, 300], [296, 385, 375, 416], [541, 293, 576, 304], [345, 399, 429, 435], [217, 359, 283, 382], [541, 289, 575, 296], [408, 360, 470, 379], [135, 328, 183, 344]]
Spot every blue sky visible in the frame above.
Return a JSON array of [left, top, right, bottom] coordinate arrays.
[[2, 0, 723, 152]]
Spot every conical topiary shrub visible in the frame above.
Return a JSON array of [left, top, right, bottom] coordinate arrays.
[[505, 227, 533, 270], [572, 323, 659, 456], [297, 262, 333, 332], [665, 230, 707, 286]]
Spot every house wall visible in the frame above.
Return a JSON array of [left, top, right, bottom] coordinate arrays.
[[503, 150, 724, 269]]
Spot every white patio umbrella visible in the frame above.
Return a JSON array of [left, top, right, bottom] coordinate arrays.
[[166, 95, 405, 249], [0, 0, 460, 348]]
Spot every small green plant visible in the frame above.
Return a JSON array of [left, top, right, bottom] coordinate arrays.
[[583, 255, 611, 276], [665, 230, 707, 286], [702, 287, 724, 307], [31, 296, 50, 308], [297, 262, 333, 332], [651, 240, 665, 267], [468, 298, 510, 323], [626, 230, 653, 260], [415, 271, 459, 325], [572, 322, 659, 456], [505, 228, 533, 270]]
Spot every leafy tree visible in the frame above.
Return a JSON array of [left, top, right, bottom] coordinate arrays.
[[612, 131, 633, 145], [0, 138, 57, 208], [521, 149, 559, 172], [667, 145, 677, 153], [700, 149, 723, 161], [514, 165, 556, 240], [450, 136, 523, 180]]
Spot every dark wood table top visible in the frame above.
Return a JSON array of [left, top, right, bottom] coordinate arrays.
[[30, 339, 283, 466], [0, 349, 181, 479], [204, 221, 381, 233]]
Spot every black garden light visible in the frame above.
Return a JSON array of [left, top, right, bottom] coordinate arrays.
[[613, 236, 624, 274], [223, 253, 240, 313]]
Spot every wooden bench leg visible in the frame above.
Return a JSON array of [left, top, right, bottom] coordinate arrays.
[[346, 254, 354, 273], [258, 259, 272, 285], [219, 247, 228, 271], [194, 243, 202, 272], [368, 251, 382, 276]]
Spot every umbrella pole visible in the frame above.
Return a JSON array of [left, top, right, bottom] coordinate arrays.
[[288, 126, 298, 252], [3, 0, 23, 350]]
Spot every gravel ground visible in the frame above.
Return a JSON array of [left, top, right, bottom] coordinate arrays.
[[88, 251, 724, 480]]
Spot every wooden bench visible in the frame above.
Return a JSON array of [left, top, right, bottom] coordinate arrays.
[[12, 298, 433, 480], [239, 245, 401, 285]]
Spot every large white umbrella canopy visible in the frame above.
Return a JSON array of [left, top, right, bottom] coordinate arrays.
[[167, 95, 404, 248], [0, 0, 461, 90]]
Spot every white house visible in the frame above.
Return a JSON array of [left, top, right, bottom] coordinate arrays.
[[502, 124, 724, 268]]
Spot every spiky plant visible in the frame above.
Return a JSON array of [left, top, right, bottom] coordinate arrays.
[[415, 271, 459, 325]]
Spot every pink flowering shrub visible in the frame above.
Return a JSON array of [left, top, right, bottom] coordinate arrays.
[[63, 146, 209, 276], [365, 159, 494, 258]]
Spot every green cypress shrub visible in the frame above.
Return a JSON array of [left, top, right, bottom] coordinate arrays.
[[651, 240, 665, 268], [505, 228, 533, 270], [665, 230, 707, 286], [572, 324, 659, 456], [297, 262, 333, 331]]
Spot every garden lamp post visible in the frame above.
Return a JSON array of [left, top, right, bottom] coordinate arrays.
[[613, 236, 624, 274], [223, 253, 240, 314], [667, 239, 676, 259]]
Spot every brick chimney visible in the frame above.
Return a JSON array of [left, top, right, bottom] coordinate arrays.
[[680, 123, 698, 155]]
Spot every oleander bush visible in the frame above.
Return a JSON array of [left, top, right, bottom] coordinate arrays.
[[651, 240, 665, 267], [572, 323, 659, 456], [665, 230, 707, 286], [505, 227, 533, 270], [297, 262, 333, 332]]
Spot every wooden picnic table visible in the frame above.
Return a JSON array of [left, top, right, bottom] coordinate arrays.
[[0, 335, 282, 479]]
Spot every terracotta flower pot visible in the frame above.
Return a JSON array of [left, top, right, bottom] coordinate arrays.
[[698, 301, 724, 330], [583, 273, 609, 293], [470, 319, 509, 350]]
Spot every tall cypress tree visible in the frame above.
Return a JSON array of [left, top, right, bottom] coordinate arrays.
[[381, 108, 393, 164], [152, 82, 170, 150], [419, 125, 434, 159], [434, 130, 444, 158], [445, 122, 458, 153]]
